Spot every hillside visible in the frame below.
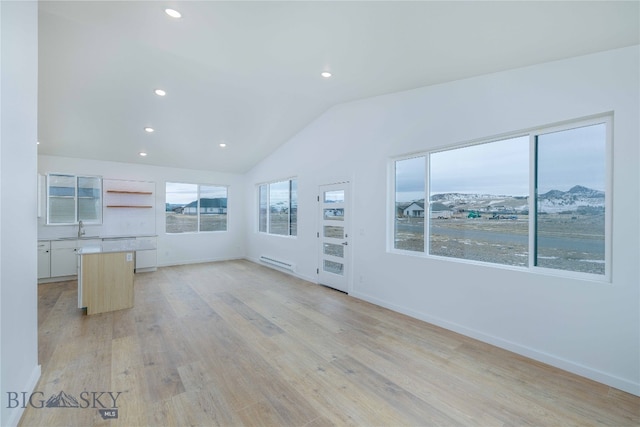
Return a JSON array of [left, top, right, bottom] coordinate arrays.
[[415, 185, 604, 214]]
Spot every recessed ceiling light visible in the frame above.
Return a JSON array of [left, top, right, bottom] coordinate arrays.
[[139, 152, 148, 157], [154, 89, 166, 96], [219, 143, 227, 148], [144, 127, 154, 133], [321, 71, 332, 78], [165, 8, 181, 18]]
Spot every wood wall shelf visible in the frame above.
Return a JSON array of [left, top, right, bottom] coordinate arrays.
[[107, 190, 153, 195], [106, 205, 153, 208]]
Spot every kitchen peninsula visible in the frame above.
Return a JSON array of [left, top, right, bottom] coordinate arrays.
[[77, 239, 156, 315]]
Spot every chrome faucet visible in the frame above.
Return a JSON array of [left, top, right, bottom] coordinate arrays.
[[78, 220, 85, 238]]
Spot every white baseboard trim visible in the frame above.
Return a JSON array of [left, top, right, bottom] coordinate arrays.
[[134, 267, 157, 273], [350, 290, 640, 397], [4, 364, 41, 427], [157, 256, 243, 268], [37, 275, 75, 284]]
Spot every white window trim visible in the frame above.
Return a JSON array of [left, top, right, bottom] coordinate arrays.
[[528, 114, 612, 282], [165, 182, 229, 234], [257, 177, 298, 238], [389, 113, 613, 283]]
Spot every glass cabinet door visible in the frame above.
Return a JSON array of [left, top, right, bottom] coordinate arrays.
[[47, 174, 102, 224], [48, 174, 76, 224], [77, 176, 102, 223]]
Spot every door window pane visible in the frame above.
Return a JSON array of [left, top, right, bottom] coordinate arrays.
[[535, 123, 606, 274], [324, 190, 344, 203], [324, 208, 344, 221], [395, 157, 425, 252], [323, 260, 344, 275], [324, 226, 344, 239], [323, 243, 344, 258]]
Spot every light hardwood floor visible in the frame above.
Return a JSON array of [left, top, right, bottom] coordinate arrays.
[[21, 260, 639, 426]]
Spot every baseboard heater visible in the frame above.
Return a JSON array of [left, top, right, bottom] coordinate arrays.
[[259, 255, 295, 272]]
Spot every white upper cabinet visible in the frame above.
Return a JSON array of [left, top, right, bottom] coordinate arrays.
[[47, 174, 102, 225]]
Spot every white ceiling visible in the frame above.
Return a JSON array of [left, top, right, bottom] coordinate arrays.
[[37, 1, 639, 173]]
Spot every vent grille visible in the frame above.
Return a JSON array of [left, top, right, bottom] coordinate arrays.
[[259, 255, 295, 271]]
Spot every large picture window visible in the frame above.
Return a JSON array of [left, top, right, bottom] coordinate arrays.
[[258, 179, 297, 236], [166, 182, 227, 233], [392, 116, 610, 279]]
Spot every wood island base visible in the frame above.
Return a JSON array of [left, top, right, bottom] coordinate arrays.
[[80, 251, 134, 315]]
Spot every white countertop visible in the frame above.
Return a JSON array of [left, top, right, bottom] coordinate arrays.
[[39, 234, 157, 242], [77, 239, 156, 254]]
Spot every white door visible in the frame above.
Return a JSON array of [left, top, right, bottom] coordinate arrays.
[[318, 182, 350, 293]]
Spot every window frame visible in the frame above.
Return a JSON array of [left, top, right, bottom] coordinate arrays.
[[165, 182, 228, 234], [529, 116, 612, 281], [257, 178, 298, 237], [389, 114, 612, 282]]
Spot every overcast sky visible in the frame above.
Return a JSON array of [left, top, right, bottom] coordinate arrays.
[[537, 123, 606, 193], [166, 182, 227, 205], [396, 123, 606, 202]]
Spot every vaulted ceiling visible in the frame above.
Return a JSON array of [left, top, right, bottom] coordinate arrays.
[[37, 1, 639, 173]]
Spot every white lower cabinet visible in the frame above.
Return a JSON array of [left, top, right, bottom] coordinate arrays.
[[50, 240, 78, 277], [48, 239, 102, 278], [40, 236, 156, 281], [135, 236, 157, 272], [38, 241, 51, 279]]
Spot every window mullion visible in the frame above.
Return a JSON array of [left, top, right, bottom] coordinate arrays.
[[529, 133, 537, 269], [74, 177, 79, 224], [267, 184, 271, 234], [424, 154, 430, 255], [288, 180, 292, 235], [197, 185, 201, 232]]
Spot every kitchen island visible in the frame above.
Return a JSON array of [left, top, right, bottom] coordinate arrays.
[[77, 239, 156, 315]]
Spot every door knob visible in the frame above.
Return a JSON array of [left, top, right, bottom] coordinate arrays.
[[342, 241, 348, 246]]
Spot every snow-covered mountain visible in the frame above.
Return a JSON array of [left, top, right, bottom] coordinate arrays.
[[428, 192, 528, 213], [537, 185, 604, 213], [425, 185, 603, 214]]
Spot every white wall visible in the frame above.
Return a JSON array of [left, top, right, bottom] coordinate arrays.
[[38, 155, 246, 266], [244, 46, 640, 395], [1, 2, 40, 426]]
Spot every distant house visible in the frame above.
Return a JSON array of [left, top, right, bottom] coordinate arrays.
[[430, 201, 453, 219], [183, 198, 227, 215], [402, 202, 425, 218]]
